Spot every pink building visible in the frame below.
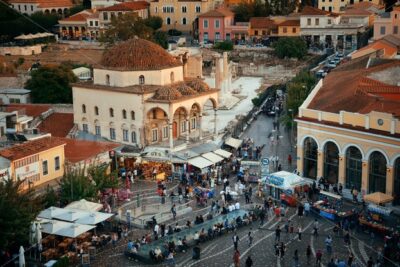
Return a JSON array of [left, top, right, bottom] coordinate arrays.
[[373, 5, 400, 40], [198, 7, 249, 43]]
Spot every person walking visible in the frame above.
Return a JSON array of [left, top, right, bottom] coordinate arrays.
[[247, 231, 253, 247], [233, 249, 240, 267], [316, 249, 323, 266], [279, 242, 286, 259], [274, 242, 280, 257], [306, 245, 312, 264], [348, 252, 354, 266], [259, 208, 266, 226], [293, 249, 299, 267], [288, 154, 292, 165], [232, 233, 240, 250], [304, 201, 310, 216], [325, 235, 333, 254], [297, 226, 302, 241], [245, 255, 253, 267], [275, 225, 281, 242], [313, 219, 319, 237], [171, 204, 177, 220]]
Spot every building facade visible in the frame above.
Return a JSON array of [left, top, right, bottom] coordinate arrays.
[[374, 5, 400, 40], [0, 137, 65, 189], [317, 0, 382, 13], [249, 16, 300, 40], [9, 0, 73, 16], [150, 0, 215, 33], [72, 38, 219, 150], [295, 56, 400, 203]]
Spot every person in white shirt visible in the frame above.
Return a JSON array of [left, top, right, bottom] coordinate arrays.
[[235, 202, 240, 210], [154, 224, 160, 239]]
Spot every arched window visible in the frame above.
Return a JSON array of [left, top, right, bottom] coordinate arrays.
[[166, 17, 171, 25], [131, 111, 135, 120], [109, 108, 114, 117], [82, 104, 86, 113], [122, 109, 127, 119], [105, 74, 110, 85], [139, 75, 145, 85], [323, 142, 339, 184], [131, 131, 137, 143], [182, 17, 187, 25], [369, 151, 387, 193], [94, 106, 99, 115], [303, 137, 318, 179], [170, 72, 175, 83], [345, 146, 362, 190], [394, 157, 400, 205]]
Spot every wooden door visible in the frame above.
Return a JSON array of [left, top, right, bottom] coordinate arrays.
[[173, 122, 178, 138]]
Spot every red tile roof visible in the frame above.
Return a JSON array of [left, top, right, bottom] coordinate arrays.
[[60, 138, 119, 163], [300, 6, 339, 17], [9, 0, 73, 8], [0, 137, 66, 161], [4, 104, 51, 117], [199, 8, 234, 17], [278, 19, 300, 27], [37, 113, 74, 137], [307, 59, 400, 119], [98, 1, 149, 12], [59, 10, 94, 22], [250, 17, 276, 29]]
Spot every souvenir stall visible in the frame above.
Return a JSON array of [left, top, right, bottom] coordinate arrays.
[[240, 160, 261, 183], [139, 148, 173, 181], [223, 137, 243, 155], [358, 192, 394, 234], [313, 191, 353, 221], [261, 171, 311, 207], [187, 156, 214, 174]]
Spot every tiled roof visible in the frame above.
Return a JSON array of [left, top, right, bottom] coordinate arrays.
[[37, 113, 74, 137], [59, 10, 94, 22], [98, 1, 149, 11], [300, 6, 339, 17], [249, 17, 276, 29], [10, 0, 73, 8], [352, 38, 398, 59], [307, 59, 400, 118], [4, 104, 51, 117], [60, 138, 119, 163], [199, 8, 234, 17], [278, 19, 300, 27], [343, 8, 372, 16], [0, 137, 66, 161], [100, 37, 182, 71]]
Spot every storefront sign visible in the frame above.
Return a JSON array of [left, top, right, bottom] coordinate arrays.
[[267, 175, 284, 187], [15, 162, 39, 180]]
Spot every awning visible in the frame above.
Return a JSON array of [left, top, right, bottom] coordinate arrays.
[[188, 156, 214, 169], [225, 137, 243, 149], [320, 190, 342, 200], [65, 199, 103, 212], [214, 149, 232, 158], [364, 192, 394, 205], [38, 207, 67, 220], [74, 211, 113, 225], [55, 223, 95, 238], [201, 152, 224, 164], [53, 209, 87, 222]]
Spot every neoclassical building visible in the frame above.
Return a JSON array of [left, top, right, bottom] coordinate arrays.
[[296, 55, 400, 202], [72, 38, 219, 151]]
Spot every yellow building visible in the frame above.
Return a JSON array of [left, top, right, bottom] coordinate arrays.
[[150, 0, 215, 33], [295, 55, 400, 203], [0, 137, 66, 190], [277, 19, 300, 37], [317, 0, 382, 13], [249, 17, 300, 39]]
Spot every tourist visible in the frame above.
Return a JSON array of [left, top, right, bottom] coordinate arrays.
[[245, 255, 253, 267], [259, 208, 266, 226], [275, 225, 281, 242], [306, 245, 312, 264], [313, 219, 319, 237], [325, 235, 333, 254], [279, 242, 286, 259], [297, 226, 302, 241], [194, 231, 200, 245], [171, 204, 177, 220], [367, 256, 374, 267], [232, 232, 240, 250], [248, 231, 253, 247], [233, 249, 240, 267], [288, 154, 292, 165], [274, 242, 280, 257], [154, 224, 159, 240], [304, 201, 310, 216], [348, 252, 354, 266], [316, 249, 323, 265], [327, 258, 336, 267], [293, 249, 299, 267], [166, 251, 175, 266]]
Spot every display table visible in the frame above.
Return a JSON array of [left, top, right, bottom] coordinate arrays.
[[359, 217, 393, 234], [313, 201, 353, 221]]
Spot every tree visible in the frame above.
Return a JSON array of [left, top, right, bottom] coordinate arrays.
[[144, 16, 163, 31], [42, 185, 59, 208], [0, 179, 42, 252], [82, 0, 91, 9], [87, 165, 119, 193], [68, 5, 85, 16], [30, 12, 59, 30], [153, 31, 168, 49], [25, 64, 77, 103], [214, 40, 234, 51], [99, 13, 153, 45], [273, 37, 307, 59]]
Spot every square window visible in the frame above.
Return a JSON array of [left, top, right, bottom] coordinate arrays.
[[110, 128, 116, 140], [55, 156, 60, 171], [152, 129, 158, 142], [42, 160, 48, 176], [95, 126, 101, 136]]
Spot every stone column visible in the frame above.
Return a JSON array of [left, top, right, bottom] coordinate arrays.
[[168, 120, 173, 151], [198, 115, 203, 140], [317, 149, 324, 178], [361, 160, 369, 195], [213, 109, 217, 136], [386, 165, 394, 196], [215, 56, 223, 90], [297, 145, 304, 176], [185, 116, 190, 144], [338, 154, 345, 186]]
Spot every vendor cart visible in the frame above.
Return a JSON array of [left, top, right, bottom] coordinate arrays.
[[313, 191, 353, 221], [240, 160, 261, 183]]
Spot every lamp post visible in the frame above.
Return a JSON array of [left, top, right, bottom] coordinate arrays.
[[288, 108, 294, 152]]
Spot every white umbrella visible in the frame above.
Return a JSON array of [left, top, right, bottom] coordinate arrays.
[[74, 212, 113, 225], [65, 199, 103, 212], [53, 209, 86, 222], [30, 222, 36, 245], [55, 223, 95, 238], [38, 206, 66, 220], [36, 222, 42, 247], [19, 246, 25, 267]]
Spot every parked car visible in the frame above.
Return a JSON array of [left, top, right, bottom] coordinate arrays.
[[316, 69, 327, 78]]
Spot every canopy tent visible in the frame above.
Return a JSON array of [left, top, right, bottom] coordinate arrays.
[[214, 149, 232, 158], [363, 192, 394, 205], [188, 156, 214, 169], [65, 199, 103, 212], [41, 220, 71, 235], [74, 211, 113, 225], [38, 207, 67, 220], [201, 152, 224, 164], [53, 209, 87, 222], [224, 137, 243, 149], [263, 171, 311, 190], [320, 190, 342, 200], [55, 223, 95, 238]]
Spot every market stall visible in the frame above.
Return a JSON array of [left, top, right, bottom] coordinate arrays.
[[313, 191, 353, 221], [240, 160, 260, 183], [188, 156, 214, 174], [261, 171, 311, 206], [224, 137, 243, 150]]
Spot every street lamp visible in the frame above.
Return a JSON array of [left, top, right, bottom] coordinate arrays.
[[288, 108, 294, 152]]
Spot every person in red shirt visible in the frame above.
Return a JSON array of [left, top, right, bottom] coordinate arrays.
[[233, 249, 240, 267], [288, 154, 292, 165]]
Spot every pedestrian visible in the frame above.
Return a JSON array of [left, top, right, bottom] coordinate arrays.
[[275, 225, 281, 242], [279, 242, 286, 259], [316, 249, 323, 266], [298, 204, 304, 217], [245, 255, 253, 267], [367, 256, 374, 267], [306, 245, 312, 264], [297, 226, 302, 241], [325, 235, 333, 254], [304, 201, 310, 216], [247, 231, 253, 247], [245, 190, 250, 204], [285, 219, 290, 233], [344, 231, 350, 246], [171, 204, 177, 220], [313, 219, 319, 237], [327, 258, 336, 267], [288, 154, 292, 165], [293, 249, 299, 267], [233, 249, 240, 267], [348, 252, 354, 266], [232, 232, 240, 250], [274, 242, 280, 257], [166, 251, 175, 266], [259, 208, 266, 226]]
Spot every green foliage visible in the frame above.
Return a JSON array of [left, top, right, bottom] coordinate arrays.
[[53, 256, 70, 267], [68, 5, 85, 16], [273, 37, 307, 59], [153, 31, 168, 49], [167, 29, 182, 36], [144, 16, 163, 31], [251, 84, 280, 107], [233, 0, 297, 22], [0, 179, 42, 251], [83, 0, 91, 9], [213, 41, 234, 51], [88, 165, 119, 193], [25, 64, 77, 103], [42, 185, 59, 208]]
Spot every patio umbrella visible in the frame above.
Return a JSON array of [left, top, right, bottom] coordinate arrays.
[[55, 223, 95, 238], [38, 206, 66, 220], [14, 34, 28, 40], [363, 192, 394, 205], [30, 222, 36, 245], [36, 222, 42, 247], [65, 199, 103, 212], [19, 246, 25, 267], [74, 212, 113, 225], [53, 209, 86, 222]]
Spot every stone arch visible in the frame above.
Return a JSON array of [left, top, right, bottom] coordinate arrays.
[[57, 8, 62, 15], [344, 145, 363, 190], [121, 123, 128, 130], [146, 107, 168, 120], [299, 135, 320, 150], [321, 139, 342, 155], [109, 122, 115, 127], [51, 9, 56, 14], [203, 97, 217, 111], [303, 136, 319, 179], [343, 143, 365, 160], [365, 148, 390, 165], [323, 141, 340, 184], [191, 102, 202, 114], [94, 119, 100, 125], [82, 117, 88, 122], [391, 154, 400, 166], [44, 9, 50, 14], [63, 8, 68, 14], [172, 106, 189, 116]]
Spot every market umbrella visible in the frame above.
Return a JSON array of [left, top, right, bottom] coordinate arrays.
[[36, 222, 42, 246], [363, 192, 394, 205], [19, 246, 25, 267], [65, 199, 103, 212], [30, 222, 36, 245]]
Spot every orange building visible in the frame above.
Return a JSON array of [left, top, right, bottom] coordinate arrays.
[[224, 0, 253, 7]]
